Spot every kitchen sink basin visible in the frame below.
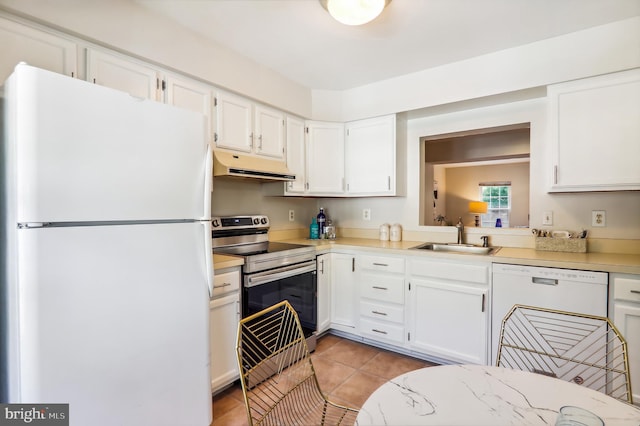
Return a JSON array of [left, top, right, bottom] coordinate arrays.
[[411, 242, 500, 255]]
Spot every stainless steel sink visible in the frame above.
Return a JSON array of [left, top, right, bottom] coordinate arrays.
[[411, 242, 500, 255]]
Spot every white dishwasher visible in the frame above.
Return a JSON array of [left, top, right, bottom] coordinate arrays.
[[491, 263, 608, 364]]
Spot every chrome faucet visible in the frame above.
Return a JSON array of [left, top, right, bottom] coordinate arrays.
[[456, 217, 464, 244]]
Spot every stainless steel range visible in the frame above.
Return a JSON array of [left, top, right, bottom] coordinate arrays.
[[212, 215, 317, 350]]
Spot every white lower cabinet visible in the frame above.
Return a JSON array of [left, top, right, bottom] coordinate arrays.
[[407, 258, 489, 365], [317, 254, 331, 334], [611, 273, 640, 405], [358, 254, 406, 346], [209, 268, 241, 394], [330, 253, 358, 334]]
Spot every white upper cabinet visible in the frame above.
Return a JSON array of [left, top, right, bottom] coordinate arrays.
[[213, 91, 252, 152], [548, 69, 640, 192], [254, 104, 285, 158], [284, 116, 307, 194], [165, 74, 213, 142], [0, 16, 77, 82], [86, 48, 160, 101], [306, 121, 345, 195], [345, 114, 397, 196], [214, 90, 285, 160]]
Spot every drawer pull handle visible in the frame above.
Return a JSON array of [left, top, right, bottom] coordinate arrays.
[[214, 282, 232, 288], [373, 263, 389, 267], [631, 290, 640, 294], [372, 310, 387, 316], [372, 329, 388, 335], [372, 286, 388, 290]]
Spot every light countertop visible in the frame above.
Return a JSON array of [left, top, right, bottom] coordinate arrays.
[[212, 237, 640, 274], [212, 253, 244, 270], [279, 237, 640, 274]]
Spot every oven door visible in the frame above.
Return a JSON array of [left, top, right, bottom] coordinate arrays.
[[243, 260, 317, 332]]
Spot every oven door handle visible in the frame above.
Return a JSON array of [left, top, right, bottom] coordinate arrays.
[[246, 262, 316, 288]]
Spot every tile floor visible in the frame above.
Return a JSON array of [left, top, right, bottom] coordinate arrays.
[[211, 333, 437, 425]]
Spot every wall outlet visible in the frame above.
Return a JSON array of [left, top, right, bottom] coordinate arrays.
[[362, 208, 371, 221], [592, 210, 606, 227], [542, 211, 553, 226], [288, 209, 295, 222]]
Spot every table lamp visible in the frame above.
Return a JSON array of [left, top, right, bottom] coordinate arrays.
[[469, 201, 488, 227]]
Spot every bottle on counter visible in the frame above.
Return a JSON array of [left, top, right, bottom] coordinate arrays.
[[317, 207, 326, 238], [310, 217, 319, 239]]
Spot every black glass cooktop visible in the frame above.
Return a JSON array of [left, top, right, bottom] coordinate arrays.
[[213, 241, 309, 257]]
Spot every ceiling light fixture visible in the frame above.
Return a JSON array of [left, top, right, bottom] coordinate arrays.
[[320, 0, 391, 26]]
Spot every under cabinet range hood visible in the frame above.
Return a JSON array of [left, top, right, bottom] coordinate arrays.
[[213, 150, 295, 181]]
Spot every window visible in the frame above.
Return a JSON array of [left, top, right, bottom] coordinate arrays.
[[479, 182, 511, 227]]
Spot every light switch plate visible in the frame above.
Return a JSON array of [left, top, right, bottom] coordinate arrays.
[[542, 211, 553, 226], [592, 210, 606, 227]]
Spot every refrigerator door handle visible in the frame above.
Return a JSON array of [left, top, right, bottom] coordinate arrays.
[[203, 144, 213, 220], [204, 220, 214, 296]]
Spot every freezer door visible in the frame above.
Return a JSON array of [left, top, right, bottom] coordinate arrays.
[[7, 223, 211, 426], [9, 64, 210, 223]]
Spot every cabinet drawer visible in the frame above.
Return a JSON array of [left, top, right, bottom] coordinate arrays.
[[614, 277, 640, 303], [411, 260, 488, 284], [360, 318, 404, 345], [360, 300, 404, 324], [361, 273, 404, 304], [359, 255, 405, 273], [212, 270, 240, 298]]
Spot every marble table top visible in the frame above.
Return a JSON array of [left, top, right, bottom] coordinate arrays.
[[355, 364, 640, 425]]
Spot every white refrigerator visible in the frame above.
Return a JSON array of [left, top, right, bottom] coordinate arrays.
[[1, 64, 213, 425]]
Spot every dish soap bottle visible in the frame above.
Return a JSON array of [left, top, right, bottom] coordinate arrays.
[[317, 207, 326, 239], [309, 217, 319, 239]]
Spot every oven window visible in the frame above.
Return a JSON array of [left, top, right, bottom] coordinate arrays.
[[244, 270, 317, 332]]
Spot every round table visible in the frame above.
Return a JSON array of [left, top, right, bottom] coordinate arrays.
[[355, 364, 640, 425]]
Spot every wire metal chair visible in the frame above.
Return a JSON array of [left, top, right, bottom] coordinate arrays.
[[236, 301, 359, 425], [496, 304, 633, 404]]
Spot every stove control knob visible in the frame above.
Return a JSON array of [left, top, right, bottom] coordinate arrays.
[[253, 217, 260, 225], [260, 217, 268, 225], [212, 219, 220, 228]]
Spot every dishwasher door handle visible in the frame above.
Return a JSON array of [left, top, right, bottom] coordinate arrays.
[[532, 276, 559, 286]]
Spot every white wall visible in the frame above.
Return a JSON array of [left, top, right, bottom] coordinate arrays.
[[312, 17, 640, 121], [320, 96, 640, 243]]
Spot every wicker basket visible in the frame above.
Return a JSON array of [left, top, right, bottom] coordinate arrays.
[[535, 237, 587, 253]]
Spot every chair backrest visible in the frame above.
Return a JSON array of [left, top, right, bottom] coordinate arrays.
[[496, 304, 633, 404], [236, 301, 324, 425]]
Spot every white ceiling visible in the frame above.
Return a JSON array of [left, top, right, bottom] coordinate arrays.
[[135, 0, 640, 91]]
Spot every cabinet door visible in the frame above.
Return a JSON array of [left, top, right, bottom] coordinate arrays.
[[86, 49, 160, 100], [613, 303, 640, 404], [408, 279, 488, 364], [317, 254, 331, 334], [548, 69, 640, 191], [345, 114, 396, 196], [214, 91, 253, 152], [254, 105, 284, 159], [210, 292, 240, 393], [330, 253, 358, 334], [165, 74, 213, 143], [285, 116, 307, 194], [0, 16, 77, 82], [306, 121, 345, 195]]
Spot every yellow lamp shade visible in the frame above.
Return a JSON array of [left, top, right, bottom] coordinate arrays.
[[469, 201, 488, 214]]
